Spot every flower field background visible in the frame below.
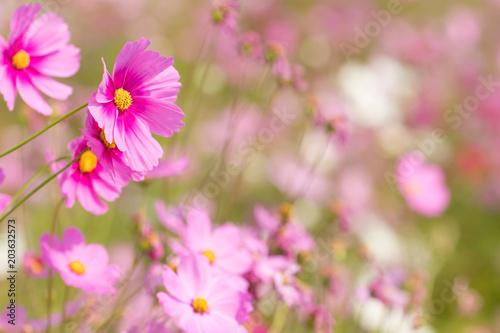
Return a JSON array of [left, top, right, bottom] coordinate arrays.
[[0, 0, 500, 332]]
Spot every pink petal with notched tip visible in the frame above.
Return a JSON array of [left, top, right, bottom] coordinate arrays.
[[113, 37, 151, 89], [9, 4, 41, 45], [131, 96, 184, 137], [25, 13, 71, 57], [135, 66, 181, 102]]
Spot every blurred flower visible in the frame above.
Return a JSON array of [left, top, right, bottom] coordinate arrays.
[[155, 200, 185, 234], [136, 221, 165, 261], [397, 153, 450, 217], [239, 32, 264, 62], [172, 209, 253, 276], [309, 93, 349, 144], [0, 4, 80, 115], [145, 157, 189, 180], [212, 0, 239, 34], [265, 42, 292, 81], [40, 227, 120, 294], [358, 268, 411, 310], [157, 254, 252, 332], [274, 262, 306, 307], [254, 205, 315, 256], [22, 251, 49, 278], [59, 137, 126, 215], [88, 37, 183, 172]]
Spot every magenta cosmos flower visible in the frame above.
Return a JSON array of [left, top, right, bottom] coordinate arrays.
[[88, 37, 184, 173], [59, 137, 128, 215], [157, 254, 252, 332], [171, 209, 252, 276], [397, 153, 450, 217], [40, 227, 119, 294], [82, 111, 143, 182], [0, 4, 80, 115]]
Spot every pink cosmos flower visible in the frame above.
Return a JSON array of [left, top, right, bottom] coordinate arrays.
[[40, 227, 120, 294], [88, 37, 184, 172], [273, 262, 306, 307], [254, 205, 315, 256], [211, 0, 239, 34], [22, 251, 49, 278], [0, 4, 80, 115], [171, 209, 252, 276], [360, 269, 411, 310], [136, 221, 165, 261], [265, 42, 292, 81], [82, 111, 143, 182], [59, 137, 127, 215], [157, 254, 252, 332], [238, 32, 263, 61], [310, 93, 349, 144], [396, 153, 451, 217]]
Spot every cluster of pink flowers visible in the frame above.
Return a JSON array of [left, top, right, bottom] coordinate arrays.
[[5, 0, 500, 331]]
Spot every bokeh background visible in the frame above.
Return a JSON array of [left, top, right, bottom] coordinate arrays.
[[1, 0, 500, 332]]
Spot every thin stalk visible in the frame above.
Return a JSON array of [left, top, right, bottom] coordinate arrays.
[[0, 103, 88, 158], [3, 156, 70, 215], [46, 198, 65, 333], [0, 149, 88, 223]]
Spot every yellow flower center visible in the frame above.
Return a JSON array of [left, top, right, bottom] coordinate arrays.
[[79, 150, 98, 173], [29, 258, 43, 274], [114, 88, 132, 111], [12, 50, 30, 70], [69, 261, 85, 275], [279, 203, 292, 223], [168, 262, 178, 273], [202, 250, 216, 264], [99, 129, 116, 149], [192, 298, 209, 313]]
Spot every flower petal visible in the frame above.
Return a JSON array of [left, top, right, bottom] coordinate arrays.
[[0, 64, 17, 111], [88, 94, 117, 145], [28, 69, 73, 100], [25, 13, 71, 57], [96, 58, 115, 103], [16, 71, 52, 115], [114, 112, 163, 172], [113, 37, 150, 89], [30, 45, 81, 78], [129, 96, 184, 137]]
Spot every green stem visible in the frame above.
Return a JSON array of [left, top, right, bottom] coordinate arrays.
[[0, 149, 88, 223], [46, 198, 65, 333], [3, 156, 70, 214], [0, 103, 88, 158]]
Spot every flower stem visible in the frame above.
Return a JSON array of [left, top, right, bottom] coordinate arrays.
[[0, 103, 88, 159], [0, 148, 88, 223], [2, 156, 70, 215], [46, 198, 65, 333]]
